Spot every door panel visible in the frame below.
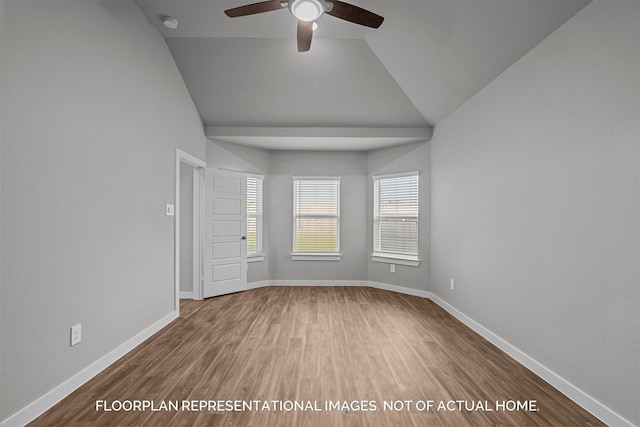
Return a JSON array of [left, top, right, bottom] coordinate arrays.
[[213, 175, 242, 193], [213, 198, 241, 215], [213, 263, 241, 282], [213, 220, 241, 236], [203, 169, 247, 298], [212, 242, 241, 259]]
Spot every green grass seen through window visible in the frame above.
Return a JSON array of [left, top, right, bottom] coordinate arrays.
[[295, 233, 337, 252]]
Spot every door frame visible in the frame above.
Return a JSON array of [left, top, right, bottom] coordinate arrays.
[[175, 149, 206, 312]]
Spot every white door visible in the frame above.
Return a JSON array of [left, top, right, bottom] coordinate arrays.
[[203, 169, 247, 298]]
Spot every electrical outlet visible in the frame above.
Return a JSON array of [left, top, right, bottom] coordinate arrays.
[[71, 324, 82, 346], [450, 279, 455, 291], [390, 264, 396, 273]]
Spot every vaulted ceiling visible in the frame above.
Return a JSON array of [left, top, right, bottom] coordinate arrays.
[[135, 0, 589, 150]]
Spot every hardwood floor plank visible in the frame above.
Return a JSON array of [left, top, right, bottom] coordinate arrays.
[[29, 286, 605, 427]]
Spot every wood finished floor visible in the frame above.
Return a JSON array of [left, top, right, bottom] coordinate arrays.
[[30, 286, 604, 426]]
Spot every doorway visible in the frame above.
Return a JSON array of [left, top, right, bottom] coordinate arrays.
[[176, 149, 206, 310]]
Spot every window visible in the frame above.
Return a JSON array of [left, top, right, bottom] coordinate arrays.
[[372, 172, 419, 266], [246, 174, 264, 259], [292, 177, 341, 260]]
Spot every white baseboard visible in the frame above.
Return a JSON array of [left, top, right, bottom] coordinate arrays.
[[269, 279, 368, 287], [179, 291, 194, 299], [251, 280, 430, 297], [367, 281, 431, 299], [1, 311, 179, 427], [427, 294, 635, 427], [4, 283, 632, 427], [247, 280, 269, 289]]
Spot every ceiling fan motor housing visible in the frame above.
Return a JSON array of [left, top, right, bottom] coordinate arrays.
[[288, 0, 326, 21]]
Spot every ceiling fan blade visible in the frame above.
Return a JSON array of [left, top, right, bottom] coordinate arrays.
[[326, 0, 383, 28], [297, 20, 313, 52], [224, 0, 284, 17]]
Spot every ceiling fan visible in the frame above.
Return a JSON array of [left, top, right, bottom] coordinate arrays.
[[224, 0, 384, 52]]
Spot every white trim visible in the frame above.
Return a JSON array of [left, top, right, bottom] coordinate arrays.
[[371, 170, 419, 181], [175, 149, 206, 310], [367, 281, 431, 299], [269, 280, 368, 287], [427, 294, 634, 427], [247, 280, 270, 290], [192, 168, 203, 300], [177, 149, 206, 169], [205, 126, 432, 141], [0, 311, 178, 427], [292, 176, 342, 181], [4, 279, 629, 427], [247, 254, 265, 263], [291, 253, 342, 261], [247, 280, 428, 297], [239, 279, 633, 426], [176, 149, 206, 306], [372, 283, 634, 426], [179, 291, 194, 299], [371, 254, 420, 267]]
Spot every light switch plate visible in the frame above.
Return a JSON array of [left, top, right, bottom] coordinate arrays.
[[71, 324, 82, 346], [165, 204, 175, 216]]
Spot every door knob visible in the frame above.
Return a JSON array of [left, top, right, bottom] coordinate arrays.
[[241, 236, 246, 240]]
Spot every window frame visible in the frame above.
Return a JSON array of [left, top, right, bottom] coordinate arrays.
[[246, 173, 264, 262], [372, 171, 420, 267], [291, 176, 342, 261]]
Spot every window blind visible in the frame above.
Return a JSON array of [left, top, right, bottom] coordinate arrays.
[[293, 178, 340, 253], [246, 175, 263, 255], [373, 172, 419, 257]]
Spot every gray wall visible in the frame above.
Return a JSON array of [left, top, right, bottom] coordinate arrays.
[[206, 142, 431, 287], [0, 0, 205, 421], [430, 2, 639, 425], [268, 151, 369, 281], [206, 139, 270, 283], [207, 139, 270, 175], [367, 142, 430, 290]]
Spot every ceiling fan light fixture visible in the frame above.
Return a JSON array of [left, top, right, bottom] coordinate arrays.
[[289, 0, 324, 22]]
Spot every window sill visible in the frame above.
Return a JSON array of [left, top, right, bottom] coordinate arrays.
[[247, 254, 265, 263], [291, 252, 342, 261], [371, 253, 420, 267]]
